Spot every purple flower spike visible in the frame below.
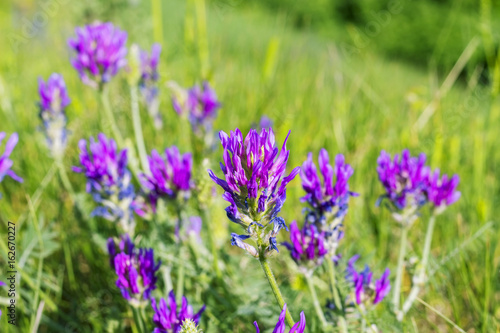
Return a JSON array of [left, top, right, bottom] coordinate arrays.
[[301, 149, 357, 222], [172, 81, 221, 136], [209, 127, 300, 257], [377, 149, 429, 211], [283, 221, 328, 272], [139, 43, 163, 129], [0, 132, 23, 187], [345, 255, 391, 307], [114, 246, 161, 306], [254, 304, 306, 333], [140, 146, 193, 209], [152, 290, 205, 333], [426, 169, 460, 212], [38, 73, 70, 157], [73, 134, 137, 233], [68, 22, 128, 89]]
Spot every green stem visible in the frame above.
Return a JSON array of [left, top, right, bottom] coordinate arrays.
[[100, 87, 124, 146], [131, 306, 146, 333], [259, 258, 295, 328], [402, 213, 437, 314], [393, 226, 408, 318], [327, 259, 348, 332], [130, 85, 149, 173], [305, 273, 328, 328]]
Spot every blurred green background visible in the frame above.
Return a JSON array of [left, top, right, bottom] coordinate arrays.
[[0, 0, 499, 332]]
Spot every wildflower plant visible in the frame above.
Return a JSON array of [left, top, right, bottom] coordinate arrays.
[[151, 290, 205, 333], [73, 134, 138, 234], [253, 304, 306, 333], [38, 73, 71, 158], [209, 127, 299, 327]]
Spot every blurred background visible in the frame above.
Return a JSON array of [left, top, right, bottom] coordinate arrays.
[[0, 0, 499, 332]]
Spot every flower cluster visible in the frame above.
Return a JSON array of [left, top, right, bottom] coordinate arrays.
[[68, 22, 128, 89], [209, 128, 300, 257], [72, 134, 137, 234], [172, 81, 221, 136], [301, 149, 356, 223], [140, 146, 193, 209], [377, 149, 460, 220], [253, 304, 306, 333], [152, 290, 206, 333], [38, 73, 70, 158], [112, 243, 161, 306], [0, 132, 23, 192], [283, 221, 328, 273], [345, 255, 391, 307], [139, 43, 163, 129]]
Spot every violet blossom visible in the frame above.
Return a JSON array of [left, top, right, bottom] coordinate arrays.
[[152, 290, 205, 333], [0, 132, 23, 193], [139, 43, 163, 129], [253, 304, 306, 333]]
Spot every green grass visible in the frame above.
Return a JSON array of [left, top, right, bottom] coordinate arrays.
[[0, 0, 499, 332]]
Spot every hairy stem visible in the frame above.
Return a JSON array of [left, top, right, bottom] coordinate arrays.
[[393, 225, 408, 317], [259, 258, 295, 328], [100, 87, 124, 146], [130, 85, 149, 173], [305, 273, 328, 328], [327, 259, 348, 332]]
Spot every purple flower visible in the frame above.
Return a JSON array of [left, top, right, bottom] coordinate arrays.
[[209, 128, 300, 256], [346, 255, 391, 306], [152, 290, 205, 333], [107, 234, 135, 269], [114, 246, 161, 305], [38, 73, 70, 157], [73, 134, 137, 233], [253, 304, 306, 333], [139, 43, 162, 129], [301, 149, 357, 222], [68, 22, 128, 89], [140, 146, 193, 209], [0, 132, 23, 186], [426, 169, 460, 210], [377, 149, 429, 211], [283, 221, 328, 271], [172, 81, 221, 135]]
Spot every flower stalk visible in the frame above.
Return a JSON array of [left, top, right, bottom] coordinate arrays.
[[305, 273, 328, 328]]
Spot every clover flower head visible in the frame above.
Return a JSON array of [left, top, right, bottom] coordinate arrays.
[[140, 146, 193, 210], [377, 149, 429, 211], [114, 246, 161, 306], [283, 221, 328, 272], [38, 73, 70, 157], [172, 81, 221, 136], [72, 134, 137, 233], [346, 255, 391, 307], [209, 128, 300, 257], [253, 304, 306, 333], [139, 43, 163, 129], [152, 290, 205, 333], [0, 132, 23, 188], [426, 169, 460, 213], [68, 22, 128, 88]]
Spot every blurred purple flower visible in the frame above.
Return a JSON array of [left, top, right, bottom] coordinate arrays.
[[139, 43, 163, 129], [377, 149, 429, 210], [73, 134, 137, 233], [283, 221, 328, 271], [346, 255, 391, 306], [0, 132, 23, 186], [107, 234, 135, 269], [254, 304, 306, 333], [301, 149, 357, 223], [208, 128, 299, 256], [152, 290, 205, 333], [38, 73, 70, 157], [172, 81, 221, 135], [68, 22, 128, 89], [114, 246, 161, 305], [426, 169, 460, 210], [140, 146, 193, 210]]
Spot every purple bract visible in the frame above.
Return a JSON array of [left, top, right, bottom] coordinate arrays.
[[426, 169, 460, 211], [68, 22, 128, 88], [253, 304, 306, 333], [152, 290, 205, 333]]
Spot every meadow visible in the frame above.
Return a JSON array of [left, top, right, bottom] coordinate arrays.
[[0, 0, 499, 332]]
